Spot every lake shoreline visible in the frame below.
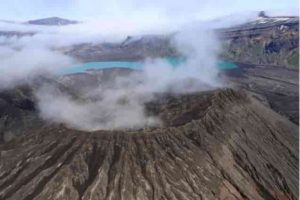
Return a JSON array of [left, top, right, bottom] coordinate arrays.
[[59, 57, 237, 75]]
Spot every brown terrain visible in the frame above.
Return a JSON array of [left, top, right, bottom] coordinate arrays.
[[222, 63, 299, 124], [220, 16, 299, 69], [0, 89, 298, 200]]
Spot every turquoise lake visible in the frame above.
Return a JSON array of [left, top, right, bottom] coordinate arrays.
[[59, 57, 237, 75]]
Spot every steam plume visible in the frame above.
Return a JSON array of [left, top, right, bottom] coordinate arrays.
[[35, 25, 222, 130]]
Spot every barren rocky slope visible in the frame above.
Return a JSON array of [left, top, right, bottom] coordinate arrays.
[[1, 63, 297, 144], [0, 89, 298, 200], [60, 35, 178, 62], [221, 16, 299, 69], [58, 65, 299, 125], [0, 85, 42, 142], [223, 63, 299, 124], [0, 75, 83, 142]]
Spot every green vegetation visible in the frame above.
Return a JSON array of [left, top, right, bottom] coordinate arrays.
[[287, 53, 299, 69], [252, 44, 264, 55]]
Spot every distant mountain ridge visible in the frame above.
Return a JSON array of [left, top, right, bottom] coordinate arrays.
[[26, 17, 79, 26], [220, 15, 299, 69]]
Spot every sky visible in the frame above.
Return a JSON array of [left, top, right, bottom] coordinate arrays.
[[0, 0, 298, 21]]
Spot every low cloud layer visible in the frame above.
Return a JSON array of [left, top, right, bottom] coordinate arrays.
[[0, 9, 259, 130], [36, 84, 160, 130], [0, 10, 232, 90], [34, 25, 222, 130], [1, 2, 296, 130], [0, 46, 75, 89]]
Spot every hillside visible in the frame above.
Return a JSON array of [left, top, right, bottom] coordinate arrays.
[[0, 88, 298, 200], [60, 35, 178, 62], [220, 16, 299, 69], [223, 63, 299, 124]]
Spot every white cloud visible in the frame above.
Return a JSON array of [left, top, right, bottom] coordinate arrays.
[[35, 24, 223, 130], [0, 46, 75, 89], [0, 0, 297, 130]]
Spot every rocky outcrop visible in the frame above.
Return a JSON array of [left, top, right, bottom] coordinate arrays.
[[58, 68, 134, 93], [0, 85, 42, 142], [220, 17, 299, 69], [59, 64, 299, 126], [60, 35, 178, 62], [0, 89, 298, 200], [0, 76, 82, 143], [222, 63, 299, 124]]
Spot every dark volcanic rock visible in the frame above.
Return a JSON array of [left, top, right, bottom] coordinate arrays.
[[0, 76, 83, 143], [220, 17, 299, 69], [60, 35, 179, 62], [0, 89, 298, 200], [0, 86, 42, 142], [58, 68, 135, 93], [222, 63, 299, 124]]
